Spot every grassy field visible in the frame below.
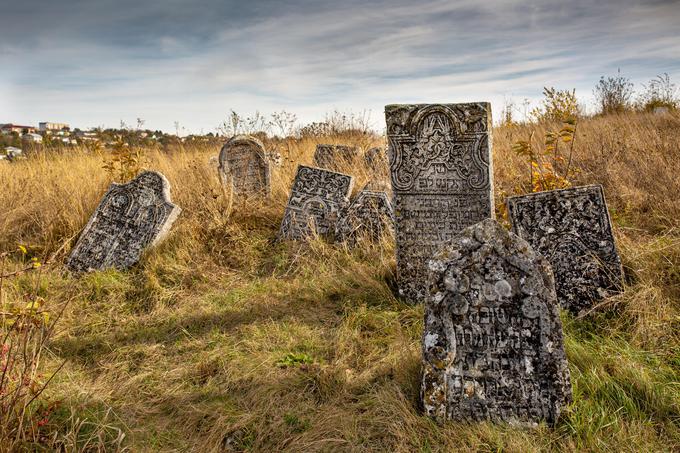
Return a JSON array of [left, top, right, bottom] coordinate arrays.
[[0, 111, 679, 451]]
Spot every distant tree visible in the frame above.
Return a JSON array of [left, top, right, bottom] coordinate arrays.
[[594, 70, 634, 115], [637, 73, 679, 111]]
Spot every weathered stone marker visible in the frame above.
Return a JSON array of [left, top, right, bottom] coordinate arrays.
[[336, 185, 394, 243], [218, 135, 271, 194], [278, 165, 353, 240], [364, 146, 387, 169], [67, 171, 181, 272], [507, 185, 623, 314], [313, 144, 359, 170], [386, 103, 494, 302], [422, 219, 572, 426]]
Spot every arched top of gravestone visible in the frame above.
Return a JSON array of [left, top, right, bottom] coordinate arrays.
[[218, 134, 271, 194], [423, 218, 571, 426], [66, 170, 181, 273]]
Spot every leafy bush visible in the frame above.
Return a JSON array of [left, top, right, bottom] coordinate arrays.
[[594, 71, 634, 115]]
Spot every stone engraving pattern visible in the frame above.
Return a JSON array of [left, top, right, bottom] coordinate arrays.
[[278, 165, 354, 240], [422, 219, 572, 426], [386, 103, 494, 302], [67, 171, 181, 272], [218, 135, 271, 194], [313, 144, 360, 170], [336, 186, 394, 243], [507, 185, 623, 313]]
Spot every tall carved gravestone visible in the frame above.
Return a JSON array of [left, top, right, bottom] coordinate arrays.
[[422, 219, 572, 426], [218, 135, 271, 195], [66, 171, 181, 272], [386, 103, 494, 302], [313, 144, 360, 171], [336, 185, 394, 243], [507, 185, 623, 314], [278, 165, 353, 240]]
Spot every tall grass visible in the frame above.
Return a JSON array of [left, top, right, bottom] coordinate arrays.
[[0, 111, 678, 451]]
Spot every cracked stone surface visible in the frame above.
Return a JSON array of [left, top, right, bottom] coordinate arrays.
[[278, 165, 353, 240], [218, 135, 271, 195], [422, 219, 572, 426], [507, 185, 623, 314], [67, 171, 181, 272], [386, 103, 494, 303]]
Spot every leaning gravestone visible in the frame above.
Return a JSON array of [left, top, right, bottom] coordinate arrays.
[[66, 171, 181, 272], [313, 144, 360, 170], [278, 165, 353, 240], [218, 135, 271, 195], [386, 103, 494, 302], [507, 185, 623, 314], [336, 185, 394, 243], [422, 219, 572, 426]]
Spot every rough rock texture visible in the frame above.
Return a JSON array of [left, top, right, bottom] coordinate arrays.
[[386, 103, 494, 303], [278, 165, 353, 240], [66, 171, 181, 272], [312, 144, 360, 170], [507, 185, 623, 314], [336, 185, 394, 244], [422, 219, 572, 426], [218, 135, 271, 195]]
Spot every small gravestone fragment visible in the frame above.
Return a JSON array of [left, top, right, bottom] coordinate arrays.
[[364, 146, 387, 170], [386, 103, 494, 303], [422, 219, 572, 426], [218, 135, 271, 194], [313, 144, 359, 170], [278, 165, 353, 240], [66, 171, 181, 272], [507, 185, 623, 314], [337, 185, 394, 243]]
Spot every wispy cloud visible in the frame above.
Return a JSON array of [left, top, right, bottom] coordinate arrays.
[[2, 0, 679, 132]]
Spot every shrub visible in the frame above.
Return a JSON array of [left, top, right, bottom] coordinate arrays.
[[637, 73, 679, 112], [594, 71, 634, 115]]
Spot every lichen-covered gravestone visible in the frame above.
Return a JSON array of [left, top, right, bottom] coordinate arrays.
[[336, 185, 394, 243], [507, 185, 623, 314], [278, 165, 353, 240], [386, 103, 494, 302], [312, 144, 359, 170], [218, 135, 271, 195], [422, 219, 572, 426], [66, 171, 181, 272]]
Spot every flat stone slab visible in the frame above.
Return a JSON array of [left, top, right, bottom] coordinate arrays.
[[313, 144, 360, 170], [336, 185, 394, 243], [507, 185, 623, 314], [386, 103, 494, 303], [219, 135, 271, 195], [278, 165, 354, 240], [422, 219, 572, 426], [67, 171, 181, 272]]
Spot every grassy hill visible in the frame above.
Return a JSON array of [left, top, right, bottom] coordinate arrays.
[[0, 112, 678, 451]]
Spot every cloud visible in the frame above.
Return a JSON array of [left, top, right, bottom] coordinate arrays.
[[2, 0, 679, 132]]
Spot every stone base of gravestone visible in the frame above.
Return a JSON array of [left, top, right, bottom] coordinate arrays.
[[507, 185, 623, 314], [66, 171, 181, 273], [422, 219, 572, 426]]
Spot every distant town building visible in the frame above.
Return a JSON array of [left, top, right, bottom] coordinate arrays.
[[5, 146, 23, 160], [22, 133, 43, 143], [74, 129, 99, 141], [1, 124, 36, 134], [39, 122, 70, 133]]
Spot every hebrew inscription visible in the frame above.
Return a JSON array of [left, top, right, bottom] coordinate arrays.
[[336, 185, 394, 244], [278, 165, 354, 240], [313, 144, 360, 171], [422, 219, 572, 426], [507, 185, 623, 314], [386, 103, 494, 302], [218, 135, 271, 194], [67, 171, 181, 272]]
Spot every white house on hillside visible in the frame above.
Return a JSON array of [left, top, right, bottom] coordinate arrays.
[[22, 133, 43, 143]]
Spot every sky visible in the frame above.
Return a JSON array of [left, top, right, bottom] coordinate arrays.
[[1, 0, 679, 134]]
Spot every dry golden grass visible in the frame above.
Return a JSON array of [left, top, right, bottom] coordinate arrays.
[[0, 112, 678, 451]]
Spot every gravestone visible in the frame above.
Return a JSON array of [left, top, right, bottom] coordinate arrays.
[[364, 146, 387, 169], [218, 135, 271, 194], [313, 144, 360, 170], [422, 219, 572, 426], [386, 103, 494, 302], [278, 165, 354, 240], [336, 185, 394, 243], [507, 185, 623, 314], [67, 171, 181, 272]]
